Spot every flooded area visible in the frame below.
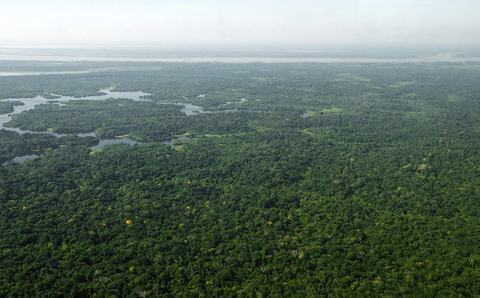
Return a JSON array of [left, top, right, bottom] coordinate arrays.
[[0, 87, 248, 164], [0, 88, 157, 163], [0, 70, 100, 76], [179, 103, 206, 115], [2, 154, 41, 166], [0, 88, 150, 137], [92, 138, 141, 150], [0, 87, 208, 135], [1, 53, 480, 63]]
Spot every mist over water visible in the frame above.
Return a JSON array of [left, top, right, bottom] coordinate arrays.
[[1, 47, 480, 63]]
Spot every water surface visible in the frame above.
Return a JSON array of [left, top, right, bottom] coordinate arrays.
[[0, 70, 98, 76], [0, 87, 246, 164], [1, 53, 480, 63]]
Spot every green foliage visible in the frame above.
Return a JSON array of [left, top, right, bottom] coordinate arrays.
[[0, 100, 24, 114], [0, 130, 97, 164], [1, 62, 480, 296]]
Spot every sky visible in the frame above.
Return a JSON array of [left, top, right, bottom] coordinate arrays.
[[1, 0, 480, 48]]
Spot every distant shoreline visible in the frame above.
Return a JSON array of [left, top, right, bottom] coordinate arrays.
[[1, 54, 480, 63]]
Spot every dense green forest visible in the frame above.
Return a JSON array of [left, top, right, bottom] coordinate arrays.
[[1, 62, 480, 296]]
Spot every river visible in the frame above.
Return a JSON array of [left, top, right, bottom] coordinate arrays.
[[0, 70, 100, 76], [0, 87, 211, 164], [0, 53, 479, 63]]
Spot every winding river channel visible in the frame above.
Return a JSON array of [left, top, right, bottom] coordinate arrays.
[[0, 87, 211, 164]]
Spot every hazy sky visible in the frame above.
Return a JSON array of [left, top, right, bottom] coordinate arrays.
[[1, 0, 479, 47]]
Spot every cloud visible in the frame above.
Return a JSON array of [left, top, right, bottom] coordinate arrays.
[[1, 0, 479, 47]]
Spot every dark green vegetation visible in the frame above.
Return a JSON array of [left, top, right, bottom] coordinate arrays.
[[0, 131, 97, 165], [1, 62, 480, 296], [0, 100, 23, 114], [5, 99, 254, 141]]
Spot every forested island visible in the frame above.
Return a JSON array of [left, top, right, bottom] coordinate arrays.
[[1, 61, 480, 296]]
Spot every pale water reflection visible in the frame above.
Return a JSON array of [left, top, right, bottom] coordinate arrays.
[[0, 86, 247, 164]]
